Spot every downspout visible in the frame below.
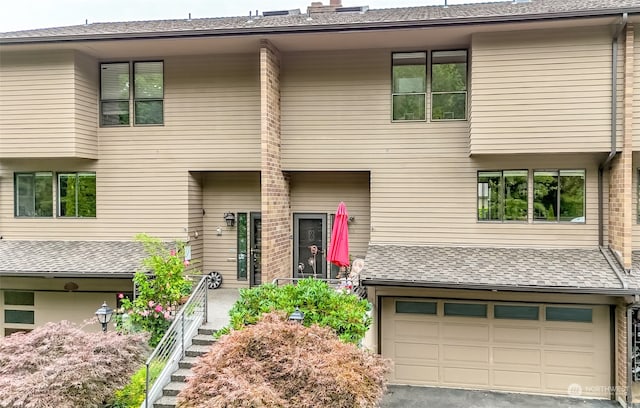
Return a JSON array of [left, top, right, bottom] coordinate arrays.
[[599, 12, 628, 249]]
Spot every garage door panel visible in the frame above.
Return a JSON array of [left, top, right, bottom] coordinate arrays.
[[544, 373, 608, 397], [544, 350, 597, 369], [395, 364, 439, 383], [493, 370, 542, 389], [395, 320, 438, 338], [443, 367, 489, 386], [395, 342, 439, 361], [442, 322, 489, 341], [443, 344, 489, 363], [493, 347, 541, 365], [494, 326, 541, 345], [383, 298, 610, 398], [544, 328, 594, 347]]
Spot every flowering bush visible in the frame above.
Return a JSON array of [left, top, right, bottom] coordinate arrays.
[[118, 233, 195, 346]]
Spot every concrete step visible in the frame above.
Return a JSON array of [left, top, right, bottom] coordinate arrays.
[[178, 356, 199, 369], [198, 322, 218, 336], [163, 381, 186, 397], [171, 368, 194, 382], [185, 344, 210, 357], [153, 395, 177, 408], [192, 333, 215, 346]]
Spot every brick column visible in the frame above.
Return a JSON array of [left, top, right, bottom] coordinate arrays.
[[616, 302, 629, 402], [260, 40, 291, 284], [612, 25, 634, 404], [609, 25, 634, 271]]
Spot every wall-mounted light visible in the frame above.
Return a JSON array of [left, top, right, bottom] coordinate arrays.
[[224, 212, 236, 227], [216, 227, 222, 236]]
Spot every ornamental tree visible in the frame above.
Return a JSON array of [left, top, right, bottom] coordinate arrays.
[[177, 313, 390, 408], [0, 321, 148, 408]]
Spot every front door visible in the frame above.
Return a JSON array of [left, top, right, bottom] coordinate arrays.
[[250, 212, 261, 286], [293, 213, 327, 279]]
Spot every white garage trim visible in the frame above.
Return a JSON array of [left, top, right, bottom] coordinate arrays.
[[382, 297, 611, 398]]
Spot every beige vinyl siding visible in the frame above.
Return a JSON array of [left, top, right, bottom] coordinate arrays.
[[470, 27, 614, 154], [203, 172, 261, 289], [290, 172, 370, 261], [0, 53, 260, 241], [281, 50, 390, 170], [162, 54, 260, 169], [187, 172, 204, 268], [281, 49, 602, 247], [0, 51, 79, 158], [73, 52, 98, 159], [634, 26, 640, 149]]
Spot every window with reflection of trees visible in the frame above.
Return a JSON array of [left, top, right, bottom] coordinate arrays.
[[477, 170, 528, 222], [58, 172, 96, 218], [391, 50, 468, 122], [392, 52, 426, 121], [533, 170, 584, 222], [431, 50, 467, 120]]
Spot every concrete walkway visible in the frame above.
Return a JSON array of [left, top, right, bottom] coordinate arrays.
[[206, 287, 241, 329], [380, 385, 620, 408]]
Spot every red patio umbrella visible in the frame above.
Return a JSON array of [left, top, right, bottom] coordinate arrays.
[[327, 202, 350, 268]]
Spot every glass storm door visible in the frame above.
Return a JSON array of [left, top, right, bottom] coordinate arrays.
[[293, 213, 327, 279], [250, 212, 262, 286]]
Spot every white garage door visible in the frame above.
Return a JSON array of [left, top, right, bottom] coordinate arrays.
[[382, 298, 611, 397]]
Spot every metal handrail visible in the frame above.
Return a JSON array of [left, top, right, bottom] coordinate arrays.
[[141, 274, 209, 408]]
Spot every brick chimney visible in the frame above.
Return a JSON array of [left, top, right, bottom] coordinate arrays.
[[307, 0, 343, 14]]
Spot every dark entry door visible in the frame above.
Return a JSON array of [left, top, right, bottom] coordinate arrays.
[[293, 213, 327, 279], [250, 212, 262, 286]]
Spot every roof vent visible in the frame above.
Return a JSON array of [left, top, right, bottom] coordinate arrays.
[[335, 6, 368, 13], [262, 9, 301, 17]]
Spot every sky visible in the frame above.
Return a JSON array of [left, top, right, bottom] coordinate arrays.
[[0, 0, 489, 32]]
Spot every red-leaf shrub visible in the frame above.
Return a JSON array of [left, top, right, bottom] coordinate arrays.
[[177, 313, 390, 408], [0, 321, 149, 408]]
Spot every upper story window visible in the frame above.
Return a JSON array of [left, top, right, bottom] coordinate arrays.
[[100, 61, 164, 127], [14, 172, 53, 217], [533, 169, 585, 222], [477, 170, 528, 222], [431, 50, 467, 120], [392, 50, 468, 122], [58, 172, 97, 218], [392, 52, 426, 121]]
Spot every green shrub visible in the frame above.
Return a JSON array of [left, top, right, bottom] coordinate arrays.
[[110, 361, 165, 408], [220, 278, 371, 344]]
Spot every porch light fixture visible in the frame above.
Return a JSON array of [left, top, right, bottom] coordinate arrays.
[[95, 301, 113, 332], [289, 306, 304, 324], [224, 211, 236, 227]]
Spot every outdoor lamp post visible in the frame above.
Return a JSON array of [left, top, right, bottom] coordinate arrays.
[[95, 301, 113, 332], [289, 306, 304, 324]]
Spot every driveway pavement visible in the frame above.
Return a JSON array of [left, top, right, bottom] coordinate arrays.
[[380, 385, 620, 408]]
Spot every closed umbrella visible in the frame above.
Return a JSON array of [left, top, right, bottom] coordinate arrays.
[[327, 202, 350, 270]]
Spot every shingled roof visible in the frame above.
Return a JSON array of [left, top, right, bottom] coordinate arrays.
[[2, 0, 639, 42], [0, 240, 148, 277], [362, 244, 634, 294]]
